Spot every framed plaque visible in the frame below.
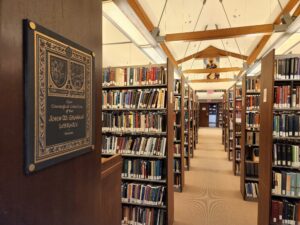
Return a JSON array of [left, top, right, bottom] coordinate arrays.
[[24, 20, 95, 174]]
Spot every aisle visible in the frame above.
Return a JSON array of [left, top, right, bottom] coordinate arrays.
[[174, 128, 257, 225]]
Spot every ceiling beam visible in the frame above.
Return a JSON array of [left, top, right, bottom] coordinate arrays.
[[246, 0, 300, 66], [165, 24, 274, 42], [189, 78, 236, 83], [127, 0, 178, 67], [293, 4, 300, 17], [184, 67, 241, 74], [177, 45, 248, 64]]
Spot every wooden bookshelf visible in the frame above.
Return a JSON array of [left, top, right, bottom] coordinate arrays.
[[173, 75, 185, 192], [218, 102, 223, 128], [227, 86, 235, 161], [222, 91, 227, 147], [257, 52, 300, 225], [188, 86, 194, 159], [233, 84, 242, 175], [102, 61, 175, 225], [184, 82, 191, 171], [240, 75, 260, 201]]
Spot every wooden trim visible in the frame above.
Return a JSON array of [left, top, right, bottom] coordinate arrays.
[[246, 35, 272, 65], [292, 4, 300, 17], [184, 67, 241, 74], [177, 45, 247, 64], [167, 59, 175, 225], [165, 24, 274, 42], [101, 154, 123, 178], [257, 50, 275, 225], [127, 0, 178, 67], [189, 78, 236, 83]]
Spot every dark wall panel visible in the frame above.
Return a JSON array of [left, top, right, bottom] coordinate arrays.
[[0, 1, 102, 225]]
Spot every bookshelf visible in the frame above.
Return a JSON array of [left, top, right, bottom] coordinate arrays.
[[233, 84, 242, 175], [218, 102, 223, 128], [102, 61, 175, 225], [240, 75, 260, 201], [194, 97, 200, 145], [227, 86, 235, 161], [193, 92, 198, 149], [173, 75, 185, 192], [258, 52, 300, 225], [188, 86, 194, 159], [222, 91, 228, 147], [184, 82, 191, 171]]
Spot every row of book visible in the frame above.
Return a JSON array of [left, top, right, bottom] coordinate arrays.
[[102, 136, 166, 156], [174, 128, 181, 141], [236, 101, 242, 110], [273, 143, 300, 167], [246, 131, 260, 145], [235, 123, 242, 133], [103, 66, 167, 86], [273, 114, 300, 137], [245, 147, 259, 162], [246, 79, 260, 92], [246, 163, 258, 178], [272, 171, 300, 196], [102, 89, 166, 109], [275, 57, 300, 80], [274, 85, 300, 109], [235, 88, 242, 98], [174, 144, 181, 156], [174, 174, 182, 187], [174, 97, 181, 110], [122, 159, 163, 181], [102, 112, 166, 132], [274, 85, 291, 109], [271, 200, 300, 225], [246, 112, 260, 127], [174, 79, 181, 94], [246, 95, 260, 110], [173, 159, 181, 173], [245, 182, 258, 198], [122, 206, 166, 225], [121, 183, 166, 206]]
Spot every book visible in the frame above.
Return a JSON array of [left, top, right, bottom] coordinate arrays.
[[121, 182, 166, 206], [102, 135, 167, 156], [102, 112, 167, 132], [273, 113, 300, 137], [103, 66, 167, 87], [122, 206, 166, 225], [122, 159, 163, 181]]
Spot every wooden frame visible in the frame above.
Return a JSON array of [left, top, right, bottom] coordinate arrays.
[[173, 75, 185, 192]]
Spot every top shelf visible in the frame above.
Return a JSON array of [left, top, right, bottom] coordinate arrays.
[[103, 84, 168, 90]]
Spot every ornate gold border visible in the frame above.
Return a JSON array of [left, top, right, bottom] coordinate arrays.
[[34, 31, 93, 163]]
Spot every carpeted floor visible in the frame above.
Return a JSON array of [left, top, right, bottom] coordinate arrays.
[[173, 128, 258, 225]]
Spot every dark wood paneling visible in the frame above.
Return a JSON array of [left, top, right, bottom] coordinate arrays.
[[258, 50, 275, 225], [167, 60, 175, 225], [0, 1, 102, 225], [199, 103, 209, 127], [101, 155, 122, 225]]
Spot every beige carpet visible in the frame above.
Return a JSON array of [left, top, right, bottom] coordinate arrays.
[[174, 128, 257, 225]]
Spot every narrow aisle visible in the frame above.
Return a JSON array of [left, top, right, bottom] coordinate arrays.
[[174, 128, 257, 225]]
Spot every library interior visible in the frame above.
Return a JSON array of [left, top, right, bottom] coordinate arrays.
[[2, 0, 300, 225]]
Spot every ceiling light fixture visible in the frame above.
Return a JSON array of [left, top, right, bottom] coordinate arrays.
[[102, 0, 166, 64]]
